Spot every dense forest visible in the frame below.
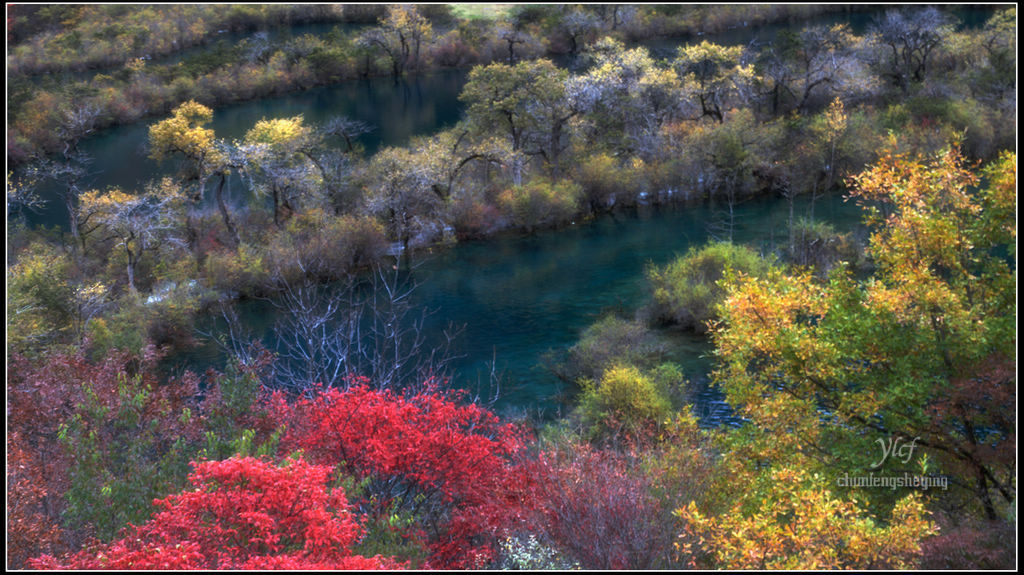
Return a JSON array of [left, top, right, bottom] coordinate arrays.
[[7, 4, 1017, 570]]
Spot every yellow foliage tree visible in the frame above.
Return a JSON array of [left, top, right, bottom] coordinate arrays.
[[149, 100, 236, 248], [679, 467, 936, 569], [673, 41, 754, 123], [79, 187, 183, 293], [240, 115, 321, 226]]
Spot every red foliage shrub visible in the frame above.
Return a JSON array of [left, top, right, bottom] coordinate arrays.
[[924, 354, 1016, 519], [450, 199, 507, 239], [30, 456, 396, 570], [920, 513, 1016, 569], [7, 347, 184, 561], [7, 432, 65, 569], [7, 345, 278, 564], [523, 444, 678, 570], [272, 380, 532, 568]]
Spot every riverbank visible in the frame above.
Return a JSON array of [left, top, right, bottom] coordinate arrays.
[[9, 4, 869, 166]]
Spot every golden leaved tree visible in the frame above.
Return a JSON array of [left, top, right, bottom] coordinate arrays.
[[679, 145, 1015, 568]]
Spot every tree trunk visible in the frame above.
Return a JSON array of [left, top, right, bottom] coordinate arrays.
[[215, 173, 240, 247], [185, 208, 199, 255], [549, 121, 564, 178], [65, 193, 82, 256], [272, 185, 282, 227], [126, 246, 137, 293]]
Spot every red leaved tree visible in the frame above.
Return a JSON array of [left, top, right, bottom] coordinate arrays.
[[271, 380, 533, 568], [7, 431, 65, 569], [30, 456, 396, 570]]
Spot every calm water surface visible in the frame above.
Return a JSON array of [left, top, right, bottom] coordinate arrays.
[[171, 193, 864, 423], [24, 69, 466, 229]]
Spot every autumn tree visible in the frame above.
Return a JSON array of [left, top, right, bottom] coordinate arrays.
[[240, 114, 369, 217], [6, 241, 111, 350], [460, 59, 576, 183], [405, 127, 507, 204], [756, 24, 862, 115], [589, 4, 637, 31], [847, 146, 1016, 518], [557, 6, 601, 57], [682, 109, 783, 240], [869, 7, 954, 94], [973, 8, 1016, 100], [238, 115, 322, 227], [27, 103, 101, 254], [815, 96, 848, 192], [673, 41, 754, 124], [568, 38, 682, 161], [6, 170, 43, 225], [679, 467, 937, 569], [779, 96, 850, 239], [148, 100, 237, 249], [77, 185, 184, 293], [357, 4, 432, 77], [494, 19, 528, 64], [366, 146, 443, 257], [709, 145, 1015, 524], [7, 245, 77, 350]]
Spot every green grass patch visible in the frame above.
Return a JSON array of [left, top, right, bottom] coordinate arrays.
[[449, 3, 514, 21]]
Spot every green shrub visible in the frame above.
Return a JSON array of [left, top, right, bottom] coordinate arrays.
[[904, 96, 996, 159], [498, 177, 581, 231], [203, 243, 270, 297], [265, 210, 387, 284], [559, 315, 667, 382], [646, 242, 775, 332], [880, 102, 912, 133], [83, 317, 117, 361], [7, 243, 76, 351], [785, 218, 864, 276], [143, 284, 203, 348], [59, 371, 194, 542], [95, 286, 203, 356], [90, 298, 148, 358], [349, 482, 430, 569], [448, 196, 505, 238], [578, 363, 679, 445], [575, 152, 629, 210]]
